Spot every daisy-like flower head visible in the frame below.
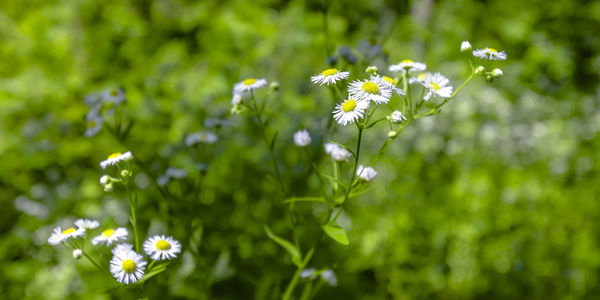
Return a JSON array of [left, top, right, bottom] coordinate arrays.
[[333, 98, 370, 126], [409, 73, 426, 85], [112, 243, 134, 255], [347, 78, 392, 104], [234, 78, 268, 94], [356, 165, 377, 181], [374, 75, 405, 97], [324, 143, 352, 162], [102, 88, 126, 105], [92, 227, 128, 246], [110, 248, 146, 284], [389, 59, 427, 74], [143, 235, 181, 261], [100, 151, 133, 169], [231, 93, 242, 106], [157, 167, 188, 186], [72, 249, 83, 259], [48, 226, 85, 245], [293, 129, 311, 147], [185, 131, 218, 146], [461, 41, 472, 52], [75, 218, 99, 230], [421, 73, 453, 101], [472, 47, 507, 60], [390, 110, 407, 124], [310, 68, 350, 86], [85, 110, 103, 137]]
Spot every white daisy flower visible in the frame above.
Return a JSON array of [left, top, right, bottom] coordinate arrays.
[[460, 41, 472, 52], [72, 249, 83, 259], [102, 88, 126, 105], [310, 68, 350, 86], [356, 165, 377, 181], [375, 75, 405, 97], [472, 47, 507, 60], [421, 73, 453, 101], [157, 167, 188, 186], [100, 151, 133, 169], [347, 78, 392, 104], [185, 131, 218, 146], [92, 227, 128, 246], [293, 129, 311, 147], [390, 111, 407, 124], [332, 98, 370, 126], [143, 235, 182, 261], [112, 243, 134, 255], [389, 59, 427, 74], [75, 219, 99, 230], [408, 73, 426, 85], [324, 143, 352, 162], [85, 110, 103, 137], [48, 226, 85, 245], [231, 93, 242, 106], [234, 78, 268, 94], [110, 248, 146, 285]]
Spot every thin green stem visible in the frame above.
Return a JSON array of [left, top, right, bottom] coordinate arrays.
[[332, 85, 345, 102], [402, 72, 410, 117], [82, 252, 104, 273], [125, 184, 140, 253], [282, 246, 316, 300], [416, 72, 476, 118], [331, 127, 363, 224]]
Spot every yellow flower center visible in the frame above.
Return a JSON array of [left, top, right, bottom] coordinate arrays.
[[383, 76, 397, 85], [62, 227, 76, 235], [342, 99, 357, 112], [110, 89, 119, 97], [108, 152, 121, 159], [122, 259, 136, 273], [361, 81, 379, 94], [102, 229, 115, 237], [88, 120, 96, 127], [321, 68, 339, 76], [430, 82, 440, 90], [402, 59, 414, 64], [243, 78, 256, 85], [488, 48, 498, 53], [156, 240, 171, 250], [418, 73, 425, 80]]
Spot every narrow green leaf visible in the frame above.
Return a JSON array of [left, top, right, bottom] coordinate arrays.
[[322, 224, 349, 245], [283, 197, 326, 204], [264, 225, 302, 267]]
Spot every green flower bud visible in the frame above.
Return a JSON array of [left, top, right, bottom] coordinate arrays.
[[120, 170, 131, 178], [388, 131, 398, 138], [491, 68, 503, 78], [475, 66, 485, 74], [270, 81, 279, 91], [366, 66, 378, 76]]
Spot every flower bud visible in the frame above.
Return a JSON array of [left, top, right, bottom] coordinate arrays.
[[491, 68, 503, 78], [104, 182, 113, 192], [460, 41, 472, 52], [486, 75, 494, 82], [100, 175, 110, 185], [390, 111, 407, 124], [475, 66, 485, 74], [388, 131, 397, 138], [120, 170, 131, 178], [73, 249, 83, 259], [269, 81, 279, 91], [366, 66, 378, 76]]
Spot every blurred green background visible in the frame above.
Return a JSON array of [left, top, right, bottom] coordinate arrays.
[[2, 0, 600, 299]]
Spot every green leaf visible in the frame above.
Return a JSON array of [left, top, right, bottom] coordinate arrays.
[[263, 225, 302, 267], [283, 196, 326, 204], [136, 263, 169, 284], [322, 224, 349, 245]]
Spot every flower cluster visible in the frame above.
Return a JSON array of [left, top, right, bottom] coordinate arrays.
[[83, 88, 127, 137]]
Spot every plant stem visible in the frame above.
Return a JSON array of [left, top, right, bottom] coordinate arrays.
[[416, 72, 475, 118], [82, 251, 104, 273], [331, 126, 363, 223], [125, 184, 140, 253], [282, 246, 316, 300]]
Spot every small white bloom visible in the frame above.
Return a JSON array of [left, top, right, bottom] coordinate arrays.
[[311, 68, 350, 86], [374, 75, 405, 97], [48, 226, 86, 245], [85, 111, 103, 137], [143, 235, 182, 261], [460, 41, 472, 52], [72, 249, 83, 259], [75, 218, 99, 230], [300, 268, 317, 279], [390, 111, 407, 124], [293, 130, 311, 147], [408, 73, 426, 85], [356, 165, 377, 181], [347, 78, 392, 104], [332, 98, 370, 126], [324, 143, 351, 162], [112, 243, 134, 255], [185, 131, 218, 146], [158, 167, 188, 186], [472, 47, 507, 60], [110, 248, 146, 284], [389, 59, 427, 74], [421, 73, 453, 101], [100, 151, 133, 169], [321, 270, 338, 286], [102, 88, 126, 105], [231, 93, 242, 106], [234, 78, 268, 93], [100, 175, 110, 185], [92, 227, 128, 246], [492, 68, 504, 77]]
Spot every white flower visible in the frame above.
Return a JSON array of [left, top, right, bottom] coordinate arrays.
[[100, 151, 133, 169], [324, 143, 351, 162], [356, 165, 377, 181], [102, 88, 126, 105], [347, 78, 392, 104], [390, 111, 407, 124], [492, 68, 504, 77], [408, 73, 426, 85], [293, 130, 311, 147], [72, 249, 83, 259], [185, 131, 218, 146], [231, 93, 242, 106], [100, 175, 110, 185], [300, 268, 317, 279], [472, 47, 507, 60], [110, 248, 146, 284], [48, 226, 85, 245], [389, 59, 427, 74], [112, 243, 134, 255], [85, 111, 103, 137], [157, 167, 188, 186], [332, 98, 370, 126], [421, 73, 453, 101], [321, 270, 338, 286], [310, 68, 350, 86], [75, 219, 99, 230], [374, 75, 404, 97], [92, 227, 128, 246], [234, 78, 268, 93], [460, 41, 472, 52], [143, 235, 181, 261]]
